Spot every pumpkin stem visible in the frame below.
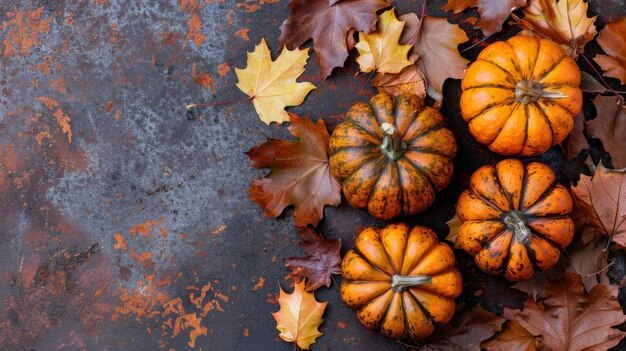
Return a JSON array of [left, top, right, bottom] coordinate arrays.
[[391, 274, 432, 292], [380, 123, 404, 160], [515, 80, 566, 104], [504, 211, 532, 244]]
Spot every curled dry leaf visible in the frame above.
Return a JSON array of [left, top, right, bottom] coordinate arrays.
[[279, 0, 387, 78], [482, 319, 541, 351], [571, 164, 626, 247], [519, 0, 597, 58], [587, 95, 626, 169], [594, 18, 626, 85], [415, 17, 469, 103], [246, 114, 341, 227], [372, 64, 427, 98], [580, 71, 609, 94], [235, 39, 316, 125], [415, 305, 505, 351], [272, 280, 327, 350], [506, 272, 626, 351], [355, 9, 414, 74], [284, 227, 341, 291], [442, 0, 528, 36]]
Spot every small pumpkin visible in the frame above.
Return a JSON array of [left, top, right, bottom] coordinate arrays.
[[460, 35, 582, 156], [341, 223, 462, 340], [329, 93, 457, 220], [456, 159, 574, 281]]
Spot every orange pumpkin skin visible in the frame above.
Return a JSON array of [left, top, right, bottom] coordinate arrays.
[[340, 224, 462, 340], [329, 93, 457, 220], [460, 35, 582, 156], [456, 159, 574, 281]]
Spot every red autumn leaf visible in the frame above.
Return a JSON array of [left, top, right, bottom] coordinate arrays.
[[246, 114, 341, 227], [442, 0, 527, 36], [508, 272, 626, 351], [284, 227, 341, 291], [562, 111, 587, 161], [415, 305, 505, 351], [594, 18, 626, 85], [587, 95, 626, 169], [571, 164, 626, 247], [278, 0, 387, 78]]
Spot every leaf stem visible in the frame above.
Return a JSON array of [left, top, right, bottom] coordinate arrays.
[[578, 53, 625, 104], [186, 96, 252, 110], [408, 0, 427, 45], [460, 7, 517, 54]]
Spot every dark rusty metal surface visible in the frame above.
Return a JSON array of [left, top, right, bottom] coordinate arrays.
[[0, 0, 624, 350]]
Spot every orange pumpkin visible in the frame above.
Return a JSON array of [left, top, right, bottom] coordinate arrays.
[[329, 93, 457, 220], [341, 223, 462, 340], [456, 159, 574, 281], [460, 35, 582, 156]]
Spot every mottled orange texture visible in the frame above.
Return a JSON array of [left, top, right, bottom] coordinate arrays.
[[217, 63, 230, 77], [50, 77, 67, 94], [191, 63, 214, 92], [38, 96, 72, 143], [211, 224, 226, 235], [129, 217, 168, 238], [2, 7, 52, 57], [113, 233, 128, 251], [184, 13, 207, 48], [235, 28, 250, 41], [252, 277, 265, 291], [243, 328, 249, 337], [91, 0, 109, 4]]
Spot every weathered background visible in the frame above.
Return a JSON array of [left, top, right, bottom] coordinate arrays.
[[0, 0, 625, 350]]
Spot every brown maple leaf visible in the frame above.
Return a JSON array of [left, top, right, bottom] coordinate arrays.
[[571, 164, 626, 247], [415, 16, 469, 104], [518, 0, 597, 58], [278, 0, 387, 78], [594, 18, 626, 85], [562, 111, 587, 161], [507, 272, 626, 351], [587, 96, 626, 169], [372, 64, 427, 98], [284, 227, 341, 291], [246, 114, 341, 227], [415, 305, 505, 351], [442, 0, 528, 36], [482, 319, 541, 351], [567, 235, 610, 292]]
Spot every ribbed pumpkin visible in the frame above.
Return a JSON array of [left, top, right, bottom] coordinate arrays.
[[456, 159, 574, 281], [329, 93, 457, 220], [460, 35, 582, 156], [341, 223, 462, 340]]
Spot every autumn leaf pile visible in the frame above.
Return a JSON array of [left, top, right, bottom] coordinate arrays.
[[215, 0, 626, 349]]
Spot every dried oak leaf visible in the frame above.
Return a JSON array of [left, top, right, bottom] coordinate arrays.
[[415, 16, 469, 103], [594, 18, 626, 85], [587, 95, 626, 169], [416, 305, 505, 351], [235, 39, 316, 125], [482, 319, 541, 351], [278, 0, 387, 78], [356, 9, 414, 74], [571, 164, 626, 247], [442, 0, 528, 36], [519, 0, 597, 58], [246, 114, 341, 227], [284, 226, 341, 291], [272, 280, 327, 350], [507, 272, 626, 351]]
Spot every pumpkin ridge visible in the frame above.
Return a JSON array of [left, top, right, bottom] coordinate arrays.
[[537, 54, 566, 82], [343, 121, 384, 143], [402, 234, 438, 276], [474, 59, 518, 84], [528, 37, 542, 81], [353, 239, 394, 278], [521, 175, 558, 210], [520, 103, 530, 152], [523, 239, 541, 272], [396, 161, 412, 214], [461, 83, 515, 91], [464, 98, 517, 122], [406, 147, 451, 159], [517, 161, 529, 211], [404, 125, 444, 145], [366, 162, 391, 216], [398, 155, 436, 194], [526, 225, 564, 251], [532, 101, 556, 146], [496, 227, 518, 275], [502, 40, 524, 78], [406, 288, 437, 324], [399, 105, 426, 138], [492, 165, 515, 211], [343, 155, 386, 198], [469, 188, 505, 216]]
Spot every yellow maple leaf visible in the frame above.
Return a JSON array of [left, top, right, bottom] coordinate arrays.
[[444, 214, 463, 249], [521, 0, 597, 57], [235, 39, 316, 125], [355, 9, 414, 74], [272, 280, 327, 350]]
